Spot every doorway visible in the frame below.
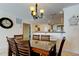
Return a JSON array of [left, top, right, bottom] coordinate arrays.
[[23, 23, 31, 40]]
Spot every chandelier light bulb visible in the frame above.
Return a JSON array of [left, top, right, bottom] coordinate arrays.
[[40, 9, 44, 13], [33, 11, 36, 16], [30, 6, 35, 11], [30, 3, 44, 19], [59, 11, 63, 14]]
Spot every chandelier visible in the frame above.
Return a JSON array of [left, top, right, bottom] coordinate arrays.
[[30, 3, 44, 20]]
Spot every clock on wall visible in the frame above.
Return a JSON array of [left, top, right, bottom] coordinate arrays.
[[69, 15, 79, 25], [0, 17, 13, 29]]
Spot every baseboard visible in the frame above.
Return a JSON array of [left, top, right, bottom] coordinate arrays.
[[57, 48, 79, 54], [63, 49, 79, 54]]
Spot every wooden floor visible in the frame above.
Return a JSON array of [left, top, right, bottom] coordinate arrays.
[[31, 51, 79, 56], [62, 51, 79, 56]]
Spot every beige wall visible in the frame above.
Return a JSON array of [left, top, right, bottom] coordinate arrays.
[[0, 10, 23, 55], [32, 24, 51, 32], [32, 24, 64, 32], [63, 4, 79, 54], [0, 11, 31, 56]]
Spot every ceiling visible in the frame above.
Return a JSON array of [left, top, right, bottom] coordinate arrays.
[[0, 3, 78, 24]]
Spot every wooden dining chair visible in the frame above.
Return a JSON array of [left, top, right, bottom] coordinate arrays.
[[14, 34, 24, 43], [48, 37, 66, 56], [15, 40, 31, 56], [48, 44, 56, 56], [14, 34, 23, 40], [6, 36, 19, 56], [57, 37, 66, 56]]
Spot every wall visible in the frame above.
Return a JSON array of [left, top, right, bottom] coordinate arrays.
[[32, 24, 64, 32], [63, 4, 79, 54], [32, 24, 50, 32], [0, 10, 23, 55], [31, 24, 65, 41]]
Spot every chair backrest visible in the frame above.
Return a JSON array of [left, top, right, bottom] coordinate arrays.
[[57, 37, 66, 56], [48, 44, 56, 56], [48, 37, 66, 56], [16, 40, 31, 56], [14, 35, 23, 40], [14, 35, 23, 42], [6, 36, 19, 56]]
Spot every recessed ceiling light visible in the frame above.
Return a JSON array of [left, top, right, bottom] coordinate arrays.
[[59, 11, 63, 14]]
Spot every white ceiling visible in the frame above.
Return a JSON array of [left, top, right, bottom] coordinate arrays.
[[0, 3, 78, 24]]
